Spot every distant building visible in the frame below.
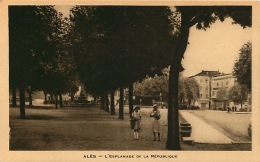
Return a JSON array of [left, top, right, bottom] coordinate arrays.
[[189, 70, 252, 111], [211, 73, 237, 98], [189, 70, 221, 110], [211, 73, 237, 110]]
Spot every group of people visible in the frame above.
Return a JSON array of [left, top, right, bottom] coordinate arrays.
[[131, 104, 161, 141], [227, 106, 238, 113]]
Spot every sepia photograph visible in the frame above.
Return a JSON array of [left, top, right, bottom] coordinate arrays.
[[1, 1, 260, 162]]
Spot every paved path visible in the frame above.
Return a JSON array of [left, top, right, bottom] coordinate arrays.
[[179, 110, 233, 144]]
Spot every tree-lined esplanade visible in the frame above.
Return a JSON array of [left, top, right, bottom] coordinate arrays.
[[69, 6, 175, 118], [9, 6, 79, 112], [9, 6, 251, 150]]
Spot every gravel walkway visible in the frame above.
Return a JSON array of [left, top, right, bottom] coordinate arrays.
[[180, 110, 233, 144], [9, 106, 169, 150]]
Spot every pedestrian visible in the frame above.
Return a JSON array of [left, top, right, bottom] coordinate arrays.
[[235, 106, 237, 111], [131, 106, 142, 140], [150, 104, 161, 141], [232, 106, 234, 111], [227, 107, 231, 113]]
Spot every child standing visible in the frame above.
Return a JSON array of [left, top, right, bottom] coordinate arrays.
[[150, 104, 161, 141], [131, 106, 142, 140]]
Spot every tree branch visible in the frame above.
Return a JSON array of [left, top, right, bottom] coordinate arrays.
[[189, 16, 198, 27]]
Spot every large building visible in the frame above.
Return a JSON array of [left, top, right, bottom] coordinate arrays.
[[189, 70, 221, 110], [211, 74, 236, 98], [210, 73, 237, 110], [190, 70, 251, 110]]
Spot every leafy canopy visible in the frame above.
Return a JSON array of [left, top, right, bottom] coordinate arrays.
[[69, 6, 175, 95], [233, 42, 252, 91]]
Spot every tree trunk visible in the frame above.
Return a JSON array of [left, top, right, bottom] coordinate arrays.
[[119, 86, 124, 120], [55, 94, 58, 109], [110, 91, 116, 115], [28, 89, 32, 106], [44, 91, 47, 104], [70, 92, 75, 102], [105, 93, 109, 113], [188, 98, 191, 106], [166, 11, 190, 150], [19, 86, 26, 118], [128, 83, 134, 118], [166, 65, 181, 150], [101, 94, 105, 110], [12, 86, 17, 107], [94, 96, 97, 103], [59, 93, 63, 108], [50, 94, 54, 101]]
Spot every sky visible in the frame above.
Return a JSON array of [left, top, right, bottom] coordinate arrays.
[[54, 6, 252, 77], [55, 6, 72, 18], [182, 18, 251, 77]]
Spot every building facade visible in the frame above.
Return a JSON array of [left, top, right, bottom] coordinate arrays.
[[211, 74, 237, 98], [211, 73, 237, 110], [190, 70, 251, 111], [190, 70, 221, 110]]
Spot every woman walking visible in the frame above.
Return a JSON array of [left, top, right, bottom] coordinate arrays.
[[150, 104, 161, 141], [131, 106, 142, 140]]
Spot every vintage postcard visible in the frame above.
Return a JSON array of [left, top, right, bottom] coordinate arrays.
[[0, 0, 259, 162]]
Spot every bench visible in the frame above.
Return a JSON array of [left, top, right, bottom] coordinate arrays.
[[182, 137, 194, 145], [179, 122, 192, 137]]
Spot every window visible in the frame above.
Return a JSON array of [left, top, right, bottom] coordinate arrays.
[[200, 94, 202, 97], [212, 91, 215, 96]]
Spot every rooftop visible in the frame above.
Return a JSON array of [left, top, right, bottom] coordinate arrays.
[[189, 70, 222, 78], [212, 73, 235, 80]]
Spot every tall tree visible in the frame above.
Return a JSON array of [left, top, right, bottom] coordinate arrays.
[[105, 93, 110, 113], [11, 87, 17, 107], [119, 86, 124, 120], [178, 77, 186, 105], [184, 78, 200, 106], [101, 94, 105, 110], [134, 75, 169, 99], [9, 6, 65, 117], [9, 6, 76, 112], [228, 84, 249, 109], [68, 6, 251, 150], [233, 42, 251, 91], [166, 6, 251, 150], [128, 84, 134, 117], [69, 6, 174, 119], [133, 73, 199, 107], [9, 6, 36, 118], [110, 91, 116, 115], [216, 87, 228, 109], [59, 94, 63, 108]]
